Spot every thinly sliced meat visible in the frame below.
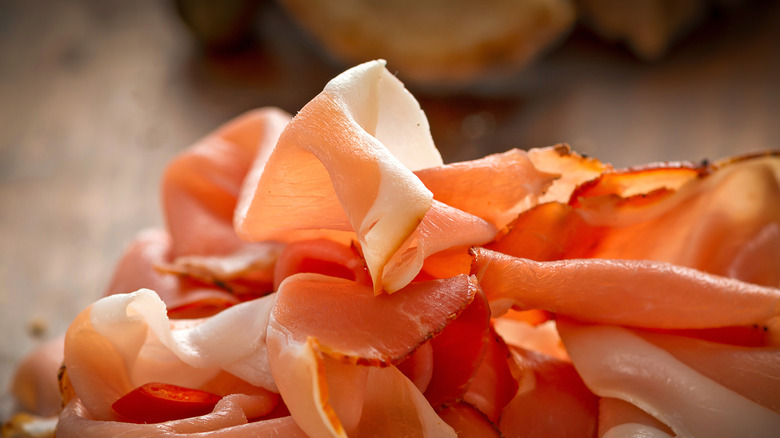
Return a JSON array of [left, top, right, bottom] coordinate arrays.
[[106, 229, 179, 299], [462, 326, 518, 423], [56, 396, 307, 437], [270, 274, 478, 366], [160, 243, 282, 297], [492, 154, 780, 288], [272, 238, 370, 290], [597, 397, 674, 438], [634, 329, 780, 414], [492, 319, 569, 362], [498, 346, 598, 438], [415, 148, 556, 228], [11, 336, 65, 417], [382, 200, 496, 293], [579, 155, 780, 284], [164, 108, 291, 258], [570, 162, 706, 202], [235, 60, 444, 293], [526, 144, 609, 204], [558, 319, 780, 438], [397, 341, 434, 393], [472, 248, 780, 329], [354, 366, 456, 438], [487, 201, 602, 261], [437, 402, 502, 438], [266, 273, 478, 437], [63, 289, 279, 422], [105, 229, 243, 314], [424, 286, 491, 408]]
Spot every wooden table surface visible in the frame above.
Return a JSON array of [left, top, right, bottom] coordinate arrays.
[[1, 0, 778, 415]]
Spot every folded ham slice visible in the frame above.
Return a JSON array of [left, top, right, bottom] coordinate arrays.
[[558, 319, 780, 438], [63, 289, 279, 424], [235, 60, 449, 293], [266, 273, 478, 437]]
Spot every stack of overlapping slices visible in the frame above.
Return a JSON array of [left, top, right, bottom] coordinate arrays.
[[8, 60, 780, 438]]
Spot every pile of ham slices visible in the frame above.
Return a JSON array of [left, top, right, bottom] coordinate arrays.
[[9, 60, 780, 437]]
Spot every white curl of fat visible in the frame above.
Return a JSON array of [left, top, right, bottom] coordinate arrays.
[[355, 366, 457, 438], [327, 59, 444, 294], [601, 423, 675, 438], [558, 320, 780, 438], [90, 289, 278, 391], [266, 323, 366, 438]]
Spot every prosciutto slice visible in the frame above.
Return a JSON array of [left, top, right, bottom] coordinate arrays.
[[415, 148, 557, 229], [163, 108, 291, 258], [266, 273, 478, 437], [558, 319, 780, 438], [472, 247, 780, 329], [63, 289, 279, 423], [56, 396, 307, 437], [235, 60, 449, 293]]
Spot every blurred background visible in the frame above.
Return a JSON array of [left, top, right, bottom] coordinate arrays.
[[0, 0, 778, 417]]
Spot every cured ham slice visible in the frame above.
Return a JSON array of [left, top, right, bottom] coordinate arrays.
[[266, 273, 478, 437], [63, 289, 279, 423], [462, 327, 518, 423], [492, 154, 780, 287], [527, 144, 609, 204], [415, 148, 557, 229], [56, 396, 308, 437], [577, 154, 780, 285], [424, 286, 491, 408], [498, 345, 598, 438], [272, 238, 370, 290], [597, 397, 674, 438], [382, 200, 497, 293], [163, 108, 291, 258], [558, 319, 780, 438], [354, 366, 456, 437], [472, 247, 780, 329], [235, 60, 445, 293], [105, 229, 243, 314]]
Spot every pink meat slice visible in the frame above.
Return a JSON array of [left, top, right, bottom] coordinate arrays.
[[63, 290, 279, 422], [558, 319, 780, 438], [11, 335, 65, 417], [163, 108, 291, 258], [498, 346, 598, 438], [56, 396, 308, 437], [235, 60, 446, 293], [415, 148, 557, 229], [472, 247, 780, 329], [266, 273, 478, 437]]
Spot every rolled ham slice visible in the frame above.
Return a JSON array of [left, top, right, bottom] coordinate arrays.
[[472, 247, 780, 330]]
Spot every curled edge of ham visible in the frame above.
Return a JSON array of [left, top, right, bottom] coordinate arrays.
[[234, 59, 444, 293], [63, 289, 278, 422], [558, 319, 780, 438]]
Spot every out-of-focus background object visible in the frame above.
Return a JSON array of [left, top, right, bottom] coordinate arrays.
[[276, 0, 575, 87], [1, 0, 778, 422], [576, 0, 748, 60]]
